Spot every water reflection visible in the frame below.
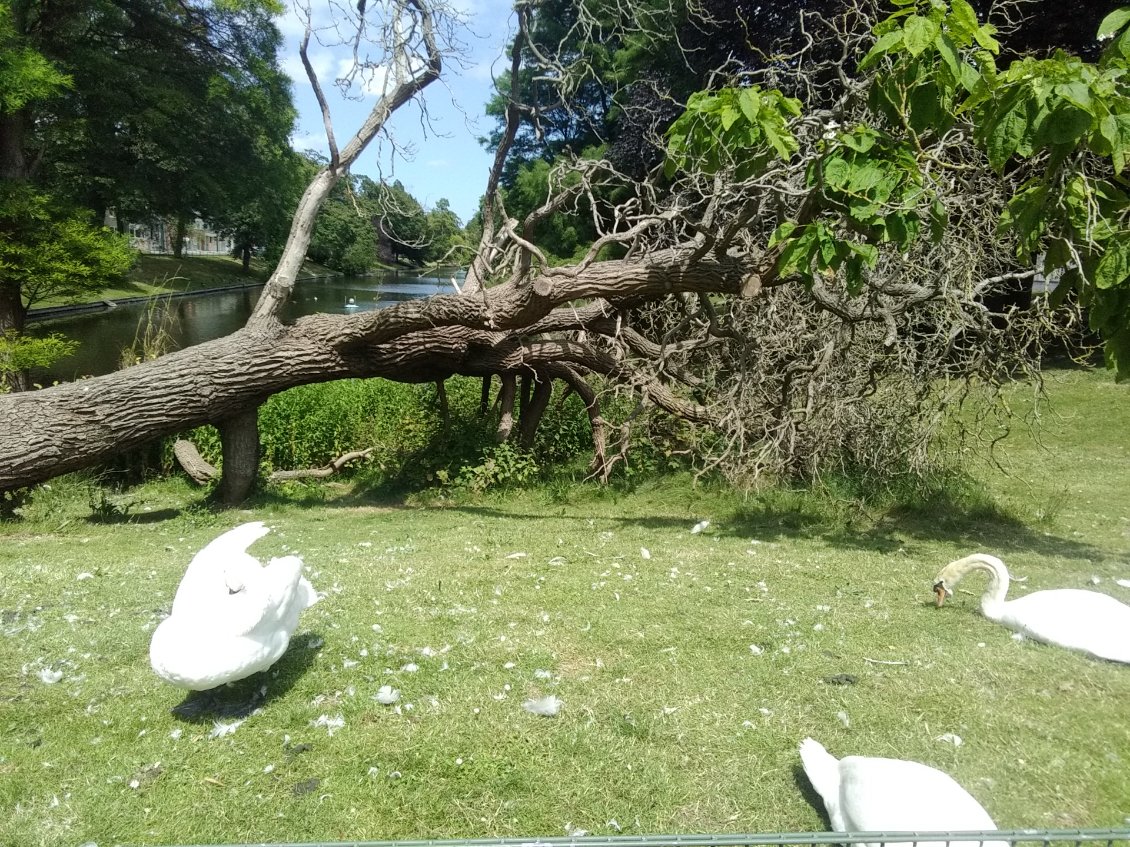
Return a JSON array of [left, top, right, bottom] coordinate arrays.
[[27, 270, 458, 384]]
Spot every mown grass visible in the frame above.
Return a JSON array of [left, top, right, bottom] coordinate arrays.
[[1, 367, 1128, 847]]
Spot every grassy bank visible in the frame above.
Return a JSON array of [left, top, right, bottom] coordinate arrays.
[[36, 254, 342, 309], [0, 368, 1127, 846]]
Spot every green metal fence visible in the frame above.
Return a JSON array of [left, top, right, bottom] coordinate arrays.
[[170, 828, 1130, 847]]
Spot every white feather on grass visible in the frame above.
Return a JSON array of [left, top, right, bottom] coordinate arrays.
[[210, 719, 244, 738], [374, 685, 400, 705], [690, 520, 710, 534], [311, 714, 344, 735], [523, 695, 563, 716]]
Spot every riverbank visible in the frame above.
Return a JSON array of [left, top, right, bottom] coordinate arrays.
[[28, 254, 344, 320]]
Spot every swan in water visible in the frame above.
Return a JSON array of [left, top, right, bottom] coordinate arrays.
[[933, 553, 1130, 664], [799, 738, 1004, 847], [150, 522, 319, 691]]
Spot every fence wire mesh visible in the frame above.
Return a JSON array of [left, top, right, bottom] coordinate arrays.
[[170, 827, 1130, 847]]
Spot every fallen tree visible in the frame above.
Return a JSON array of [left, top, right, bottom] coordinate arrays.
[[0, 0, 1125, 504]]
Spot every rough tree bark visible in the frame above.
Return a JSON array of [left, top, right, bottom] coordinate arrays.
[[0, 250, 753, 490], [217, 407, 261, 505]]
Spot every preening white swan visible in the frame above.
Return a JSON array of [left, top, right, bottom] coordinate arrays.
[[799, 738, 1004, 847], [150, 522, 319, 690], [933, 553, 1130, 664]]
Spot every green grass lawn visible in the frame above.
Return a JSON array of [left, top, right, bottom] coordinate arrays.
[[1, 368, 1128, 846]]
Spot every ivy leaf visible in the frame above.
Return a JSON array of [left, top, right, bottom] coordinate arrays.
[[860, 30, 904, 70], [984, 93, 1028, 170], [949, 0, 980, 39], [1053, 81, 1094, 114], [903, 15, 940, 57], [1097, 8, 1130, 40], [1095, 237, 1130, 290], [738, 88, 761, 124], [720, 104, 741, 131]]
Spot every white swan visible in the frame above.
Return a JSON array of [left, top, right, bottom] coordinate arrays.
[[799, 738, 1004, 847], [933, 553, 1130, 664], [150, 522, 319, 690]]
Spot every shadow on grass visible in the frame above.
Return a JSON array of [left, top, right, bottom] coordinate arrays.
[[417, 475, 1106, 564], [167, 630, 322, 722], [792, 763, 831, 830]]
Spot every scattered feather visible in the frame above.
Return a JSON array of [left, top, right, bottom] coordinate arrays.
[[936, 732, 963, 746], [1116, 579, 1130, 588], [76, 572, 94, 581], [401, 662, 419, 673], [307, 637, 324, 650], [640, 547, 651, 560], [505, 552, 528, 559], [565, 824, 588, 837], [210, 719, 244, 738], [748, 644, 764, 656], [523, 695, 563, 716], [534, 669, 553, 680], [374, 685, 400, 705], [1011, 632, 1026, 642], [38, 668, 63, 684], [836, 710, 850, 728], [690, 520, 710, 534], [311, 714, 345, 735]]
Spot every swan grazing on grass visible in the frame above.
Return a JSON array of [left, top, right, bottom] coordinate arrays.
[[799, 738, 1004, 847], [150, 522, 319, 691], [933, 553, 1130, 664]]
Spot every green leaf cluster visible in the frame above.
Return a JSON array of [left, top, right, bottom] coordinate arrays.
[[0, 330, 76, 389], [664, 86, 802, 180], [0, 5, 70, 114], [0, 185, 135, 312], [863, 0, 999, 136]]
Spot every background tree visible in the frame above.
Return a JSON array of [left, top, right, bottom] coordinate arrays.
[[0, 4, 133, 386], [0, 0, 1127, 503], [0, 0, 295, 344]]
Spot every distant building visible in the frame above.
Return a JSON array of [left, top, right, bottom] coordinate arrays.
[[104, 212, 234, 255]]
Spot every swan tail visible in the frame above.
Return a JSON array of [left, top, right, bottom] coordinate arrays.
[[799, 737, 841, 805]]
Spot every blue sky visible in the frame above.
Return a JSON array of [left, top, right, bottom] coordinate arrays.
[[275, 1, 515, 225]]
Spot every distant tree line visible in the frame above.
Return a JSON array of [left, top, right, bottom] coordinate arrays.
[[0, 0, 471, 390]]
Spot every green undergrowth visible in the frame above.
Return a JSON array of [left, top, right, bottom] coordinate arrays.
[[0, 368, 1128, 846]]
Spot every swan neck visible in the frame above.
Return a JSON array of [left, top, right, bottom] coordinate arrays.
[[957, 555, 1010, 611]]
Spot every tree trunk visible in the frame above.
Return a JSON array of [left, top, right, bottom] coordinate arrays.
[[479, 375, 492, 416], [217, 407, 260, 506], [241, 245, 252, 273], [496, 373, 517, 442], [518, 375, 553, 448], [173, 215, 187, 259], [0, 250, 750, 491]]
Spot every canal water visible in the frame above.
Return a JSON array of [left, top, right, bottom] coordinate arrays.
[[26, 270, 458, 385]]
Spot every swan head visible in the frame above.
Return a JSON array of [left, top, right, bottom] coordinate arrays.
[[933, 579, 952, 607]]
